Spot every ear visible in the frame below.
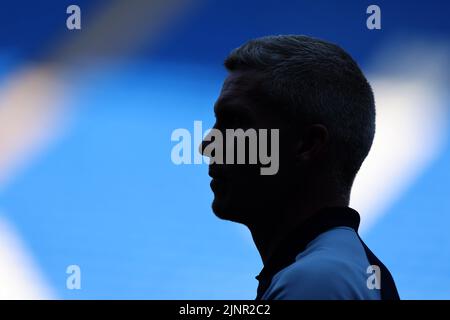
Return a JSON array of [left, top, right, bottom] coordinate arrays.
[[295, 124, 329, 163]]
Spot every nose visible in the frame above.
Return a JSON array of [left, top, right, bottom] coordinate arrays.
[[199, 130, 213, 158]]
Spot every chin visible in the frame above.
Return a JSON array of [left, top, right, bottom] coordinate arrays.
[[211, 196, 247, 224]]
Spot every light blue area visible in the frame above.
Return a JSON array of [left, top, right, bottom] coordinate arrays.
[[0, 0, 449, 301], [262, 227, 381, 300], [1, 61, 450, 299], [365, 119, 450, 299], [2, 63, 261, 299]]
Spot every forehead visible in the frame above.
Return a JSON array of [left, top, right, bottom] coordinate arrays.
[[221, 70, 262, 96], [215, 70, 264, 111], [214, 70, 289, 129]]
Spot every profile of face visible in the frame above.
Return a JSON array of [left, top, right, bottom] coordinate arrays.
[[200, 70, 298, 225]]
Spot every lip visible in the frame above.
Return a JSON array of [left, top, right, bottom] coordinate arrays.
[[209, 167, 226, 192], [210, 177, 225, 192], [208, 167, 225, 181]]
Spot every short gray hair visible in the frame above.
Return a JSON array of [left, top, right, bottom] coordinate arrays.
[[225, 35, 376, 190]]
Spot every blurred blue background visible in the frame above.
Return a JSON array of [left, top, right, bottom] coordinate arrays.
[[0, 0, 449, 299]]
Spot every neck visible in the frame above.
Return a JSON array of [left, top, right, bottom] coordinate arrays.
[[248, 191, 349, 266]]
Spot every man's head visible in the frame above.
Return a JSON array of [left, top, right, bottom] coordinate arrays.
[[201, 35, 375, 225]]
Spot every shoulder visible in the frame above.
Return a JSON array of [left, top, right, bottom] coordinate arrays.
[[262, 255, 360, 299], [261, 230, 381, 300]]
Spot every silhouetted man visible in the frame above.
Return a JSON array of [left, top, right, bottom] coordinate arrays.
[[201, 35, 399, 300]]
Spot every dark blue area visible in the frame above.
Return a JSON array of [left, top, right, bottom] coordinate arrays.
[[0, 1, 103, 61], [2, 1, 449, 64]]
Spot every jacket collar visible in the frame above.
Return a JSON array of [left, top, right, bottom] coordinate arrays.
[[255, 206, 361, 299]]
